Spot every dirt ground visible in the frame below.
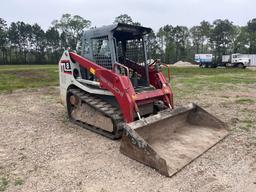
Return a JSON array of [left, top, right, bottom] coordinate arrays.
[[0, 86, 256, 192], [173, 61, 196, 67]]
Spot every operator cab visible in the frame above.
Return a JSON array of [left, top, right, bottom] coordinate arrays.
[[81, 23, 153, 90]]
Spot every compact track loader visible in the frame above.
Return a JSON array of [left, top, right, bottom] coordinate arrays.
[[59, 23, 228, 177]]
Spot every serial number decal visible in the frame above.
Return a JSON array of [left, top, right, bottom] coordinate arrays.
[[61, 60, 72, 74]]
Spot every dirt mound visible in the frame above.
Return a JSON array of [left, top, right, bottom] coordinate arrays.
[[173, 61, 194, 67]]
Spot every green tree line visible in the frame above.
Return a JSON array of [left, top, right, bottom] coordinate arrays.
[[0, 14, 90, 65], [0, 13, 256, 65]]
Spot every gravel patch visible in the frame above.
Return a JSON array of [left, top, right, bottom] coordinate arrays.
[[0, 87, 255, 192]]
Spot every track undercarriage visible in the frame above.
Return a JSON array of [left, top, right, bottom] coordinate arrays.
[[67, 88, 123, 139]]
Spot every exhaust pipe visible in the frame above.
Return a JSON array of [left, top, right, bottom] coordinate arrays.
[[120, 103, 228, 177]]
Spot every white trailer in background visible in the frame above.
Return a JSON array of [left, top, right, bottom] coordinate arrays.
[[240, 54, 256, 67], [194, 54, 217, 68], [222, 53, 251, 68]]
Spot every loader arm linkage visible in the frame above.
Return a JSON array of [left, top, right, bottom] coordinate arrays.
[[68, 52, 173, 123]]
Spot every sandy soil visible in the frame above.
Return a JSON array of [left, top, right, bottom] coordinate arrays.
[[0, 87, 256, 192], [173, 61, 196, 67], [248, 67, 256, 71]]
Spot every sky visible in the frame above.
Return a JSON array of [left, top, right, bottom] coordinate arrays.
[[1, 0, 256, 31]]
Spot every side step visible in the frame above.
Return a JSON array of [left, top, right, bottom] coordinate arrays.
[[120, 103, 229, 177]]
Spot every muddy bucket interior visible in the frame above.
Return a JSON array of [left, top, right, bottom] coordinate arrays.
[[120, 103, 228, 177]]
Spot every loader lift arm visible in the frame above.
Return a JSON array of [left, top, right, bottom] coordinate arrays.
[[69, 51, 173, 122]]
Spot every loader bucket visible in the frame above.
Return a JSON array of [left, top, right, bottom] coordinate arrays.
[[120, 103, 228, 177]]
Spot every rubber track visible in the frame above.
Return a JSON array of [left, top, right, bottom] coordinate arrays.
[[68, 88, 124, 139]]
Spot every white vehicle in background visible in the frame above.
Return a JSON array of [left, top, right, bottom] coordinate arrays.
[[195, 53, 256, 69], [222, 53, 250, 68], [194, 54, 217, 68], [238, 54, 256, 67]]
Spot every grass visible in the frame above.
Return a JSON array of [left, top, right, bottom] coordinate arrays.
[[242, 123, 253, 131], [235, 98, 255, 104], [0, 65, 58, 92], [0, 177, 24, 191], [167, 67, 256, 96], [239, 118, 254, 131], [170, 67, 256, 85], [0, 65, 57, 71], [14, 178, 24, 186], [0, 177, 8, 191], [0, 65, 256, 94]]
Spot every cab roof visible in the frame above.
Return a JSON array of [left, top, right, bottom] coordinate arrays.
[[83, 23, 152, 40]]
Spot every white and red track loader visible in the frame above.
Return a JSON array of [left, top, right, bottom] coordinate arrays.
[[59, 23, 228, 177]]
